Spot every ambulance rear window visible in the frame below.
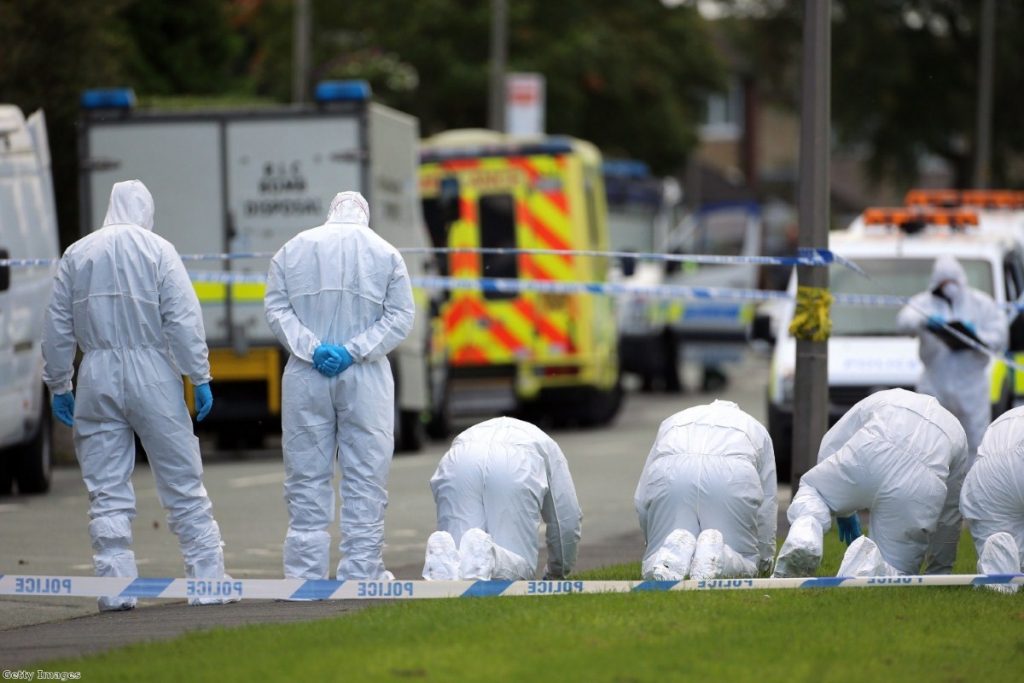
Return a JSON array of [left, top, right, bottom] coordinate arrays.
[[479, 193, 518, 299]]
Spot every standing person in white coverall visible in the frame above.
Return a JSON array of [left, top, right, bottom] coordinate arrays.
[[42, 180, 231, 611], [635, 400, 777, 581], [897, 255, 1007, 464], [774, 389, 968, 578], [423, 417, 582, 581], [961, 406, 1024, 593], [265, 191, 414, 580]]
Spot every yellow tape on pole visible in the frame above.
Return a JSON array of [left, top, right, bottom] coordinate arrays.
[[789, 286, 833, 342]]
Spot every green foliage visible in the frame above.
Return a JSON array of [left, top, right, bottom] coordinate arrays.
[[731, 0, 1024, 187]]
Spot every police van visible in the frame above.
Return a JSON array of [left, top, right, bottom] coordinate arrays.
[[765, 207, 1024, 480], [0, 105, 60, 494]]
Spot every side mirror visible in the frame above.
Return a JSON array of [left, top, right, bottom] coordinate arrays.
[[750, 313, 775, 344], [1010, 309, 1024, 351], [0, 248, 10, 292]]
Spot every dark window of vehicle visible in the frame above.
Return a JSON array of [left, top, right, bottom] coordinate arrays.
[[479, 193, 518, 299], [421, 198, 449, 277]]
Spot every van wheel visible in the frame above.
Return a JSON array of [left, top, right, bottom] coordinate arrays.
[[767, 397, 792, 483], [398, 410, 425, 452], [15, 406, 52, 494], [0, 457, 13, 496]]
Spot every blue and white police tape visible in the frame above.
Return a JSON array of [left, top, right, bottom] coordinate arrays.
[[0, 247, 856, 271], [2, 574, 1022, 600]]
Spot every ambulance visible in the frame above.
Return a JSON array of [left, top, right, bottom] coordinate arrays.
[[765, 207, 1024, 480], [419, 130, 621, 431]]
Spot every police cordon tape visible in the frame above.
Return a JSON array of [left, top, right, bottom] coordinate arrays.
[[0, 247, 861, 272], [2, 574, 1022, 600]]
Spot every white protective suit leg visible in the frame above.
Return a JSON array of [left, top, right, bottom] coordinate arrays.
[[281, 362, 337, 580], [774, 516, 824, 578], [637, 455, 763, 576], [431, 441, 539, 580], [127, 353, 230, 603], [423, 531, 461, 580], [73, 371, 139, 612], [335, 362, 395, 580], [642, 529, 697, 580], [690, 529, 757, 580], [977, 532, 1022, 594], [961, 450, 1024, 573], [837, 536, 900, 577]]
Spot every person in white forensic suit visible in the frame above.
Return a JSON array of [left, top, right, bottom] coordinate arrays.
[[634, 400, 777, 581], [774, 389, 969, 578], [960, 406, 1024, 593], [897, 255, 1007, 465], [265, 191, 414, 581], [42, 180, 231, 611], [422, 417, 583, 581]]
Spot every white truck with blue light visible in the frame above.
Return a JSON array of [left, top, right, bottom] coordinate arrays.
[[77, 82, 431, 451]]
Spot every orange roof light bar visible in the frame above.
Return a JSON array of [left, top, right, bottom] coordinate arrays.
[[862, 206, 979, 227], [905, 189, 1024, 209]]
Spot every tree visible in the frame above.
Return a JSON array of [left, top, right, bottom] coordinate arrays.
[[728, 0, 1024, 187]]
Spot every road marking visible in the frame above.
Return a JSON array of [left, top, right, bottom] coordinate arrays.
[[229, 472, 284, 489]]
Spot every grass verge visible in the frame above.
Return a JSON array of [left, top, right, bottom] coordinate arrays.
[[44, 530, 1024, 682]]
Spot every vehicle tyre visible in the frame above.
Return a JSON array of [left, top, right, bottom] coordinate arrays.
[[0, 456, 13, 496], [14, 403, 52, 494], [425, 367, 452, 440], [767, 397, 793, 483], [398, 410, 426, 452]]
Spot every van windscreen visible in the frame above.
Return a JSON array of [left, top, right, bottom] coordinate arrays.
[[479, 193, 518, 299], [830, 257, 993, 336]]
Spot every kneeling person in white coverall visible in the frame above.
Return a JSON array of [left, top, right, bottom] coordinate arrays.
[[961, 406, 1024, 593], [423, 417, 583, 580], [42, 180, 231, 611], [635, 400, 777, 580], [775, 388, 968, 578], [265, 191, 414, 580]]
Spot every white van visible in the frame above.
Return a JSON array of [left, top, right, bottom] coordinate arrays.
[[0, 105, 59, 494], [765, 212, 1024, 480]]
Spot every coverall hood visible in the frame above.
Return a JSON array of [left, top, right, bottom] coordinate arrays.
[[103, 180, 155, 231], [929, 255, 968, 291], [327, 191, 370, 226]]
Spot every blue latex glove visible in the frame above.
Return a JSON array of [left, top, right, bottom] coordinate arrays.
[[836, 514, 862, 546], [193, 383, 214, 422], [963, 321, 977, 335], [312, 344, 354, 377], [926, 314, 945, 331], [52, 392, 75, 427]]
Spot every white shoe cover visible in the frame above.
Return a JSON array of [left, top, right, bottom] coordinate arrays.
[[837, 537, 898, 578], [458, 528, 496, 580], [379, 569, 396, 581], [690, 529, 726, 581], [189, 573, 241, 606], [642, 529, 697, 581], [978, 532, 1021, 594], [423, 531, 460, 581], [773, 516, 823, 578]]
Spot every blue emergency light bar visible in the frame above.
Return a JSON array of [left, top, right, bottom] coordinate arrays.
[[314, 80, 372, 103], [80, 88, 137, 110]]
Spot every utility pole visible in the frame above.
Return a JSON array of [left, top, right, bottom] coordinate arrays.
[[792, 0, 831, 484], [973, 0, 995, 189], [488, 0, 508, 132], [292, 0, 312, 104]]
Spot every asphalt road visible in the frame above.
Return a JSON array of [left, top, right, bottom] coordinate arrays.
[[0, 352, 786, 666]]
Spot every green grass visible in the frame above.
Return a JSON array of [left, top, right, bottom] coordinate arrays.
[[45, 530, 1024, 682]]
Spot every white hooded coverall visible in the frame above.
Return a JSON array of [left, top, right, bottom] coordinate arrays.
[[41, 180, 227, 610], [429, 417, 583, 580], [897, 255, 1007, 463], [265, 191, 415, 580], [781, 389, 968, 577], [961, 406, 1024, 591], [635, 400, 778, 579]]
